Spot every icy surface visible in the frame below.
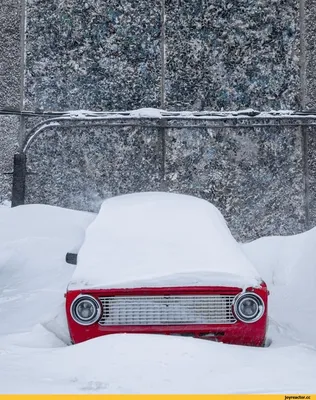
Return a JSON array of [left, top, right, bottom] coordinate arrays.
[[0, 203, 316, 393], [69, 192, 261, 290]]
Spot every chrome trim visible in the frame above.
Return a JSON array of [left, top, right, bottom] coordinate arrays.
[[233, 292, 265, 324], [98, 295, 237, 326], [70, 294, 102, 326]]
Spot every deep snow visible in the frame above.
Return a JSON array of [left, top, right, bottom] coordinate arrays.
[[70, 192, 261, 290], [0, 203, 316, 393]]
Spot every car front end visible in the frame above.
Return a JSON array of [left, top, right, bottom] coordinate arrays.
[[65, 283, 268, 346]]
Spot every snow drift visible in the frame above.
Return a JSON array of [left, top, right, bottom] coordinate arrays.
[[0, 202, 316, 393], [242, 229, 316, 348], [69, 192, 261, 290], [0, 204, 95, 337]]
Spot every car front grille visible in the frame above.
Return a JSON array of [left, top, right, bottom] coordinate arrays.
[[98, 295, 237, 326]]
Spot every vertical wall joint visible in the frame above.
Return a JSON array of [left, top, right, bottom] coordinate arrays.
[[160, 0, 166, 109]]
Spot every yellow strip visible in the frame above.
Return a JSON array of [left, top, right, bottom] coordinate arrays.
[[0, 395, 315, 399]]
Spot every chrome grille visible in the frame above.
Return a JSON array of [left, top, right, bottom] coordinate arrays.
[[98, 295, 236, 325]]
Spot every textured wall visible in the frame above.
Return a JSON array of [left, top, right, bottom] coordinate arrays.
[[165, 124, 306, 240], [0, 116, 19, 204], [2, 0, 316, 241], [165, 0, 300, 110], [24, 124, 163, 211], [0, 0, 21, 203], [307, 126, 316, 229], [23, 0, 301, 112], [305, 0, 316, 109], [25, 0, 161, 111], [23, 120, 307, 241], [302, 0, 316, 230], [0, 0, 21, 108]]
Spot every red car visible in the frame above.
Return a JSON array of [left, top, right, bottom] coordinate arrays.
[[65, 192, 268, 346]]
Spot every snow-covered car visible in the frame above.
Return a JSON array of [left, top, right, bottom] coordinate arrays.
[[65, 192, 268, 346]]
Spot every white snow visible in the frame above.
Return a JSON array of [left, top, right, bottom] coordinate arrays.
[[62, 108, 315, 120], [242, 229, 316, 348], [0, 202, 316, 393], [0, 204, 95, 336], [69, 192, 262, 290]]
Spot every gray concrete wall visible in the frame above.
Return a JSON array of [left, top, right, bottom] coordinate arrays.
[[24, 0, 162, 111], [23, 117, 307, 242], [1, 0, 316, 241], [23, 0, 301, 112], [0, 0, 21, 203], [0, 0, 21, 109], [164, 0, 301, 111], [0, 116, 19, 204]]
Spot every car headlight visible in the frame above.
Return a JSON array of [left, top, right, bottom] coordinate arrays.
[[70, 295, 101, 325], [233, 292, 265, 323]]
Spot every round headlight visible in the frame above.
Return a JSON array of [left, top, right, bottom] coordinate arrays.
[[70, 295, 101, 326], [233, 293, 265, 323]]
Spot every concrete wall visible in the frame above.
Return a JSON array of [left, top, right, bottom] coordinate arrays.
[[23, 117, 308, 242], [24, 0, 301, 112], [24, 1, 162, 111], [1, 0, 316, 241], [0, 0, 21, 109], [0, 0, 21, 203]]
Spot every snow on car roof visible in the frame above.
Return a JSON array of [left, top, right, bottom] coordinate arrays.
[[68, 192, 262, 290]]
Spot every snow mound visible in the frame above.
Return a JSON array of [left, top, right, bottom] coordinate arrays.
[[69, 192, 261, 290], [0, 204, 95, 336], [0, 202, 316, 393], [1, 333, 316, 394], [243, 227, 316, 347]]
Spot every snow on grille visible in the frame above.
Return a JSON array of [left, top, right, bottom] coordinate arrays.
[[98, 295, 236, 325]]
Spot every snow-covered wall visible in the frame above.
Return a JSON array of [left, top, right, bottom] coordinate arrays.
[[24, 1, 161, 111], [23, 0, 300, 111], [23, 117, 308, 242], [164, 0, 300, 111], [2, 0, 316, 241]]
